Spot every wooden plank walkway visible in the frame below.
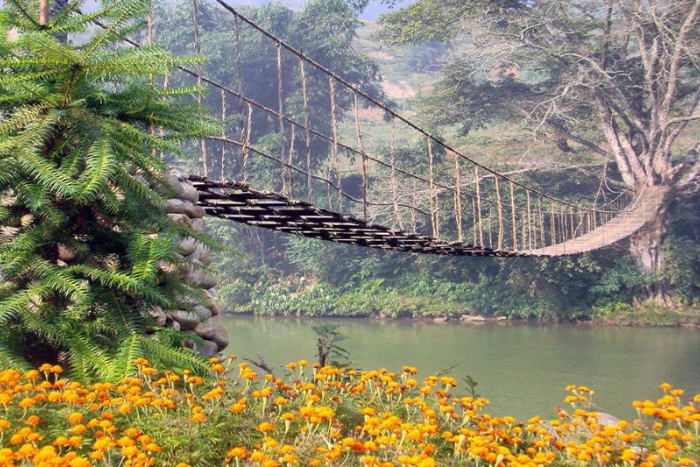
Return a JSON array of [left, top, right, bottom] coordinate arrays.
[[190, 177, 525, 257], [523, 185, 668, 256], [191, 177, 667, 258]]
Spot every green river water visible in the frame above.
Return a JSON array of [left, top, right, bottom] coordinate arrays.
[[215, 315, 700, 420]]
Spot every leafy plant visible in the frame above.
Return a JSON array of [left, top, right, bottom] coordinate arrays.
[[0, 0, 213, 379]]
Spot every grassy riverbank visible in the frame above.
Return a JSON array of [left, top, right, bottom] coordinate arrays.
[[219, 274, 700, 327], [2, 359, 700, 466]]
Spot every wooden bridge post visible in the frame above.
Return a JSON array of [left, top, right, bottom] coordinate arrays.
[[453, 151, 463, 242]]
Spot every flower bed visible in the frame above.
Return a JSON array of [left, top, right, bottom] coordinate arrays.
[[0, 359, 699, 466]]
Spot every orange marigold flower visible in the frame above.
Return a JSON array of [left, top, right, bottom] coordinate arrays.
[[144, 443, 161, 453], [121, 446, 139, 458], [68, 436, 82, 447], [22, 370, 40, 380], [257, 422, 276, 433], [228, 403, 246, 413], [68, 457, 91, 467], [227, 447, 248, 459], [0, 419, 10, 430], [26, 415, 40, 426], [67, 412, 83, 424], [17, 397, 35, 408], [190, 413, 207, 423]]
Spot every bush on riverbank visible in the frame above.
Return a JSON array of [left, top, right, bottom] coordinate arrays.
[[2, 360, 700, 466]]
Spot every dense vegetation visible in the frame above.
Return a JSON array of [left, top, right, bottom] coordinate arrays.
[[0, 0, 214, 377], [184, 0, 700, 324]]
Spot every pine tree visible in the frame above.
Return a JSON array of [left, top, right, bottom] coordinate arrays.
[[0, 0, 213, 379]]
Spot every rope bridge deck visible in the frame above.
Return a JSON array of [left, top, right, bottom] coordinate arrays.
[[523, 185, 668, 256], [192, 177, 667, 257], [191, 177, 525, 257]]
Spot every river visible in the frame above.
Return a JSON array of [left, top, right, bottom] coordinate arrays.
[[215, 315, 700, 420]]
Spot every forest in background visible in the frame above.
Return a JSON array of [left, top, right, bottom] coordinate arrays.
[[153, 0, 700, 324]]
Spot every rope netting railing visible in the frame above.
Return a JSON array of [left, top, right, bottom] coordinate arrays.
[[149, 0, 657, 255]]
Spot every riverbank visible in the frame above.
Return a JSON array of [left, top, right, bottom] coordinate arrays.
[[218, 276, 700, 327], [222, 302, 700, 328]]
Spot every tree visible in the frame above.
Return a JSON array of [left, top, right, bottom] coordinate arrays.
[[379, 0, 700, 299], [0, 0, 212, 378]]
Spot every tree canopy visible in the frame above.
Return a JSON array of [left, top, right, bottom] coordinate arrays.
[[379, 0, 700, 284]]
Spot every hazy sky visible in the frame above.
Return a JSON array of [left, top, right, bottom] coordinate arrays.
[[0, 0, 417, 21]]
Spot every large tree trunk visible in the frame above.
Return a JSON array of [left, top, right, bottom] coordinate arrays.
[[629, 204, 669, 303]]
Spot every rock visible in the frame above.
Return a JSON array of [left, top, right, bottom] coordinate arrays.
[[433, 316, 450, 323], [178, 238, 198, 256], [190, 218, 205, 233], [179, 182, 200, 203], [166, 319, 180, 331], [496, 316, 507, 321], [169, 306, 211, 331], [155, 171, 184, 197], [463, 315, 486, 322], [166, 199, 189, 215], [169, 167, 188, 181], [190, 243, 212, 265], [194, 321, 229, 351], [149, 306, 167, 327], [168, 213, 192, 228], [201, 289, 220, 316], [188, 205, 207, 219], [596, 412, 620, 427], [166, 199, 206, 219], [184, 268, 217, 289], [196, 340, 219, 358]]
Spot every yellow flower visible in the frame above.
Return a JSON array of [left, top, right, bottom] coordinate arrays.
[[227, 446, 248, 459], [257, 422, 276, 432], [22, 370, 39, 380], [121, 445, 139, 458]]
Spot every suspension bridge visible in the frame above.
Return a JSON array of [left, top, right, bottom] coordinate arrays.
[[155, 0, 668, 257]]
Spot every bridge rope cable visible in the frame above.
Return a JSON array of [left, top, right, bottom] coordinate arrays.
[[209, 0, 627, 217], [80, 10, 627, 222], [76, 3, 660, 254]]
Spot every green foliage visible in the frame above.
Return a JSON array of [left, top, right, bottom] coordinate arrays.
[[0, 0, 212, 379]]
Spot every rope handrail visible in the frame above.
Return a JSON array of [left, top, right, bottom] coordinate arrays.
[[210, 0, 627, 216]]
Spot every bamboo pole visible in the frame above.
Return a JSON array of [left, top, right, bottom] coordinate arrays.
[[427, 137, 437, 238], [300, 59, 312, 202], [354, 92, 368, 221], [329, 77, 341, 213], [495, 176, 504, 250], [474, 166, 483, 246], [453, 151, 463, 242], [510, 181, 518, 251], [277, 43, 286, 193]]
